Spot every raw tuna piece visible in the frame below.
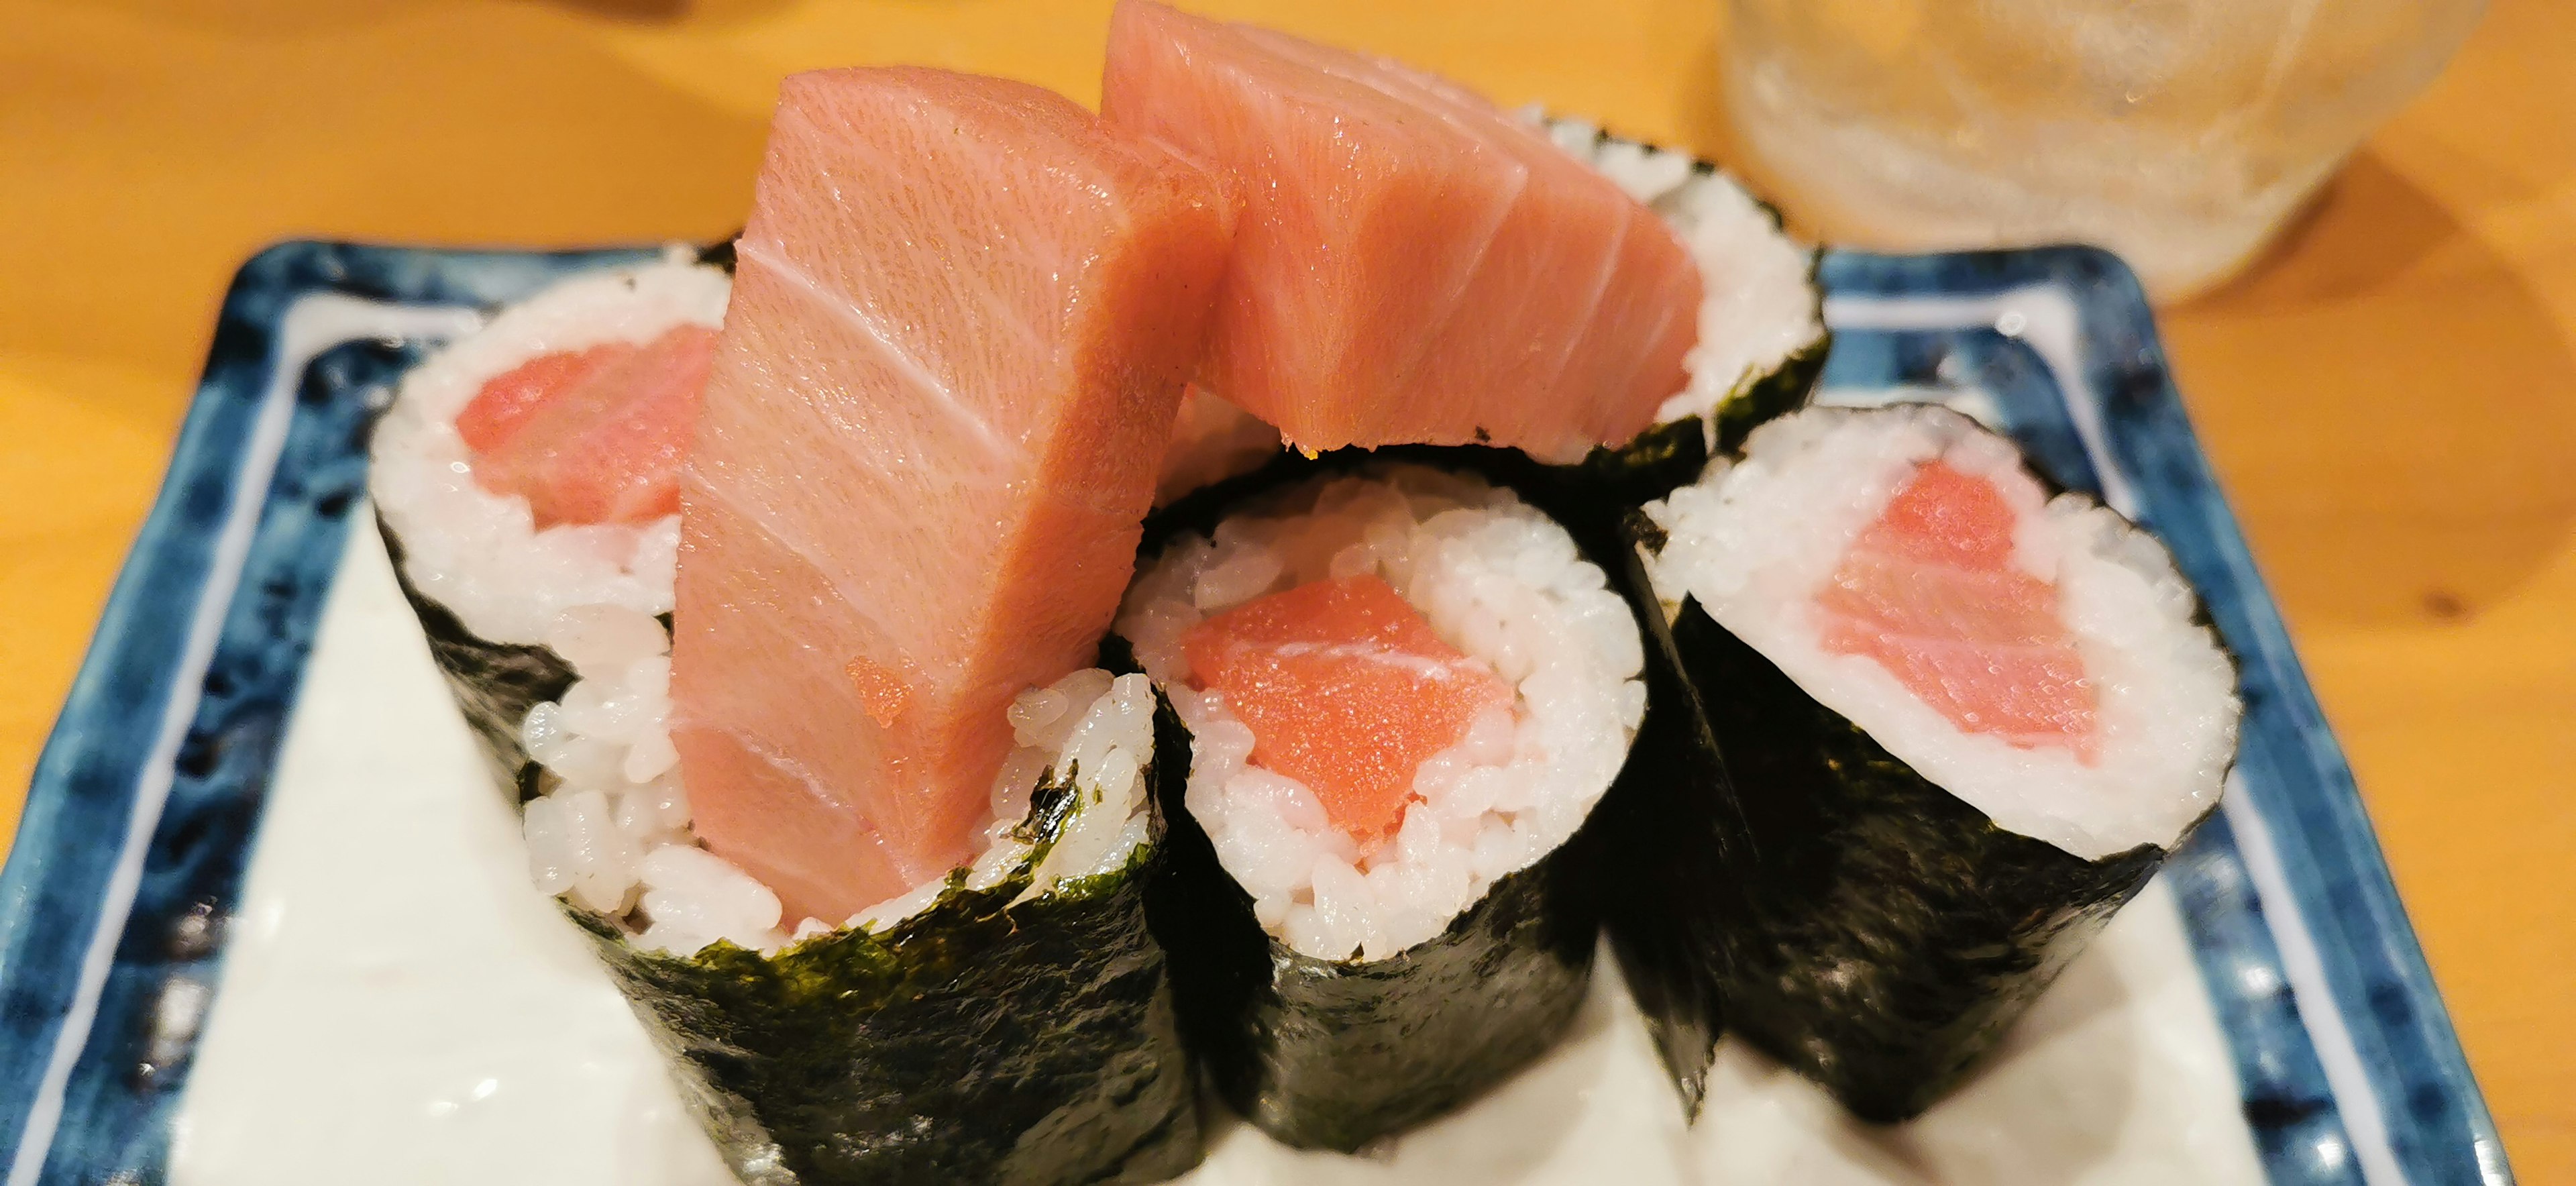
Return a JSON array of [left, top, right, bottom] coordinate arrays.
[[1102, 0, 1703, 464], [1155, 381, 1280, 505], [456, 325, 715, 527], [1815, 462, 2099, 759], [1183, 575, 1514, 845], [672, 67, 1236, 922]]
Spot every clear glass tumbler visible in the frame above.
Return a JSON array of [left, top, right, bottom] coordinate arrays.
[[1721, 0, 2488, 300]]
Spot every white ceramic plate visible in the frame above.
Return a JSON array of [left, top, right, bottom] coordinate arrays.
[[0, 242, 2508, 1186]]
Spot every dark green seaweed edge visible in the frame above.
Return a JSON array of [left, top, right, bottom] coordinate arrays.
[[379, 514, 1204, 1185]]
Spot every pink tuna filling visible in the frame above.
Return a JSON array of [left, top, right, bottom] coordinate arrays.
[[455, 324, 716, 529], [1815, 461, 2100, 762], [1182, 575, 1513, 847]]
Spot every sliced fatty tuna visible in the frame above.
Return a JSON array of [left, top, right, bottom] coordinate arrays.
[[672, 66, 1236, 922], [1102, 0, 1703, 464]]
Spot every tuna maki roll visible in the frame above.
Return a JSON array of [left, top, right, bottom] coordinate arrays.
[[1617, 403, 2242, 1120], [1120, 464, 1646, 1151], [370, 249, 724, 793], [374, 64, 1238, 1185]]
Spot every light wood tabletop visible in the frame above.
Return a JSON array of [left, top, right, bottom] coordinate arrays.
[[1, 0, 2568, 1177]]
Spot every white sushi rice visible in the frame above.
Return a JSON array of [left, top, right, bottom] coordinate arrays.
[[370, 248, 730, 645], [516, 602, 1161, 957], [1641, 405, 2241, 859], [1532, 112, 1828, 436], [1118, 466, 1646, 961]]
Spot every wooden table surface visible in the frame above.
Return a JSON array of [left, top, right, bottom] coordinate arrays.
[[2, 0, 2569, 1177]]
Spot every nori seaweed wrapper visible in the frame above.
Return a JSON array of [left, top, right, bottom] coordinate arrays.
[[1554, 325, 1828, 514], [1146, 770, 1597, 1151], [377, 513, 1204, 1183], [1450, 328, 1825, 596], [579, 690, 1203, 1186], [1615, 507, 2212, 1122], [378, 515, 573, 802], [1705, 335, 1830, 459], [1135, 455, 1625, 1152], [1566, 522, 1752, 1116]]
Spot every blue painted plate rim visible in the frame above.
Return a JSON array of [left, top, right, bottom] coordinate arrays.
[[0, 239, 2511, 1186]]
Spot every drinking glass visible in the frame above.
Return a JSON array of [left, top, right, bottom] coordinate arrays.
[[1721, 0, 2488, 300]]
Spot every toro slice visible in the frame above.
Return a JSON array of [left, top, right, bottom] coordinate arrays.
[[1102, 0, 1703, 463], [672, 67, 1234, 922]]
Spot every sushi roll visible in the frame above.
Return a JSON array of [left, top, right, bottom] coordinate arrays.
[[1617, 403, 2241, 1120], [370, 248, 724, 794], [372, 284, 1203, 1183], [373, 66, 1238, 1185], [557, 657, 1199, 1186], [1120, 463, 1646, 1150]]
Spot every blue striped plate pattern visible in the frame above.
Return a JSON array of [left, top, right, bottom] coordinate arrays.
[[0, 241, 2511, 1185]]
